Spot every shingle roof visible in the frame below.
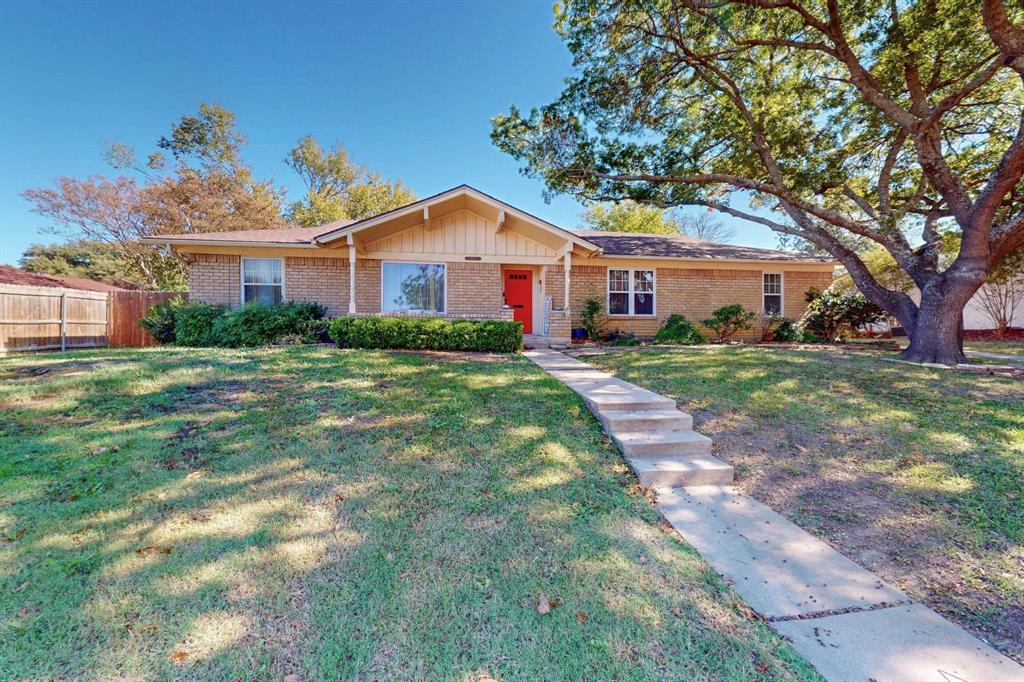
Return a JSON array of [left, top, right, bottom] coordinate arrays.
[[156, 220, 357, 245], [571, 231, 834, 263], [0, 265, 127, 291]]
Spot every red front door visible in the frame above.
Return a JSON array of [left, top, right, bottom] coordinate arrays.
[[504, 269, 533, 334]]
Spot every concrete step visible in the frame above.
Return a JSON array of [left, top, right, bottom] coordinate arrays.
[[612, 429, 712, 457], [601, 408, 693, 433], [564, 378, 677, 412], [628, 456, 734, 487]]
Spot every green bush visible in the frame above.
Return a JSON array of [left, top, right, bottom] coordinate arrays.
[[580, 298, 607, 341], [701, 304, 758, 342], [328, 317, 522, 352], [799, 288, 885, 342], [139, 297, 187, 343], [654, 314, 706, 345], [773, 318, 802, 342], [168, 301, 327, 347], [210, 302, 327, 347], [174, 303, 223, 347]]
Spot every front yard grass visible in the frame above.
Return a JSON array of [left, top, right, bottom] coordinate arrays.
[[583, 345, 1024, 662], [0, 346, 817, 681]]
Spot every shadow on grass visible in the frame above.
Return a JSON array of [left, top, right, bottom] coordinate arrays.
[[589, 345, 1024, 662], [0, 346, 817, 681]]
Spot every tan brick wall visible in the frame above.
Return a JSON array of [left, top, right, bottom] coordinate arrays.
[[448, 262, 504, 316], [285, 257, 348, 317], [187, 253, 240, 307], [355, 259, 381, 314], [547, 263, 834, 338], [783, 270, 835, 319]]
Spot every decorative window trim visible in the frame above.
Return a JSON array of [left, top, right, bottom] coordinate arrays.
[[240, 257, 285, 306], [607, 268, 656, 317], [763, 272, 784, 315], [381, 260, 448, 314]]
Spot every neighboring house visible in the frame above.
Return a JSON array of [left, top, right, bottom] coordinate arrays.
[[145, 185, 836, 342], [0, 265, 126, 292]]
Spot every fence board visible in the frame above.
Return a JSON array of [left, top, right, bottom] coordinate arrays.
[[108, 291, 178, 348], [0, 284, 177, 353]]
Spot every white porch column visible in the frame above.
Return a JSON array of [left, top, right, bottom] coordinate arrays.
[[563, 250, 571, 312], [347, 235, 357, 315]]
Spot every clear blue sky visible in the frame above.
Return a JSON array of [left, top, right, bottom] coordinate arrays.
[[0, 0, 777, 266]]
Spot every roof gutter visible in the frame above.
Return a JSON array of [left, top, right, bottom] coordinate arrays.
[[142, 236, 320, 249]]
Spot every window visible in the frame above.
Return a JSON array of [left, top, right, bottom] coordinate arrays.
[[763, 273, 783, 314], [242, 258, 283, 305], [382, 262, 446, 313], [608, 268, 655, 316]]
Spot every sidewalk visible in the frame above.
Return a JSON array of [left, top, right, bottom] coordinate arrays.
[[526, 348, 1024, 682]]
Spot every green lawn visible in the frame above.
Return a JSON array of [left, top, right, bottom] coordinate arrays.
[[0, 346, 817, 681], [964, 340, 1024, 357], [582, 345, 1024, 662]]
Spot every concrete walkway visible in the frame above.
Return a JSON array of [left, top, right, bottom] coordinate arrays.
[[525, 348, 1024, 682]]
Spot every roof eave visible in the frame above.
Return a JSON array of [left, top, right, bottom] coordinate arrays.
[[597, 253, 837, 266], [142, 236, 320, 248]]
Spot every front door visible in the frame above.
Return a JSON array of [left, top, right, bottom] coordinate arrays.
[[504, 269, 533, 334]]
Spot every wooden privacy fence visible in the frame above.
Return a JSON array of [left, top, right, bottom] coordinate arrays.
[[0, 284, 178, 353]]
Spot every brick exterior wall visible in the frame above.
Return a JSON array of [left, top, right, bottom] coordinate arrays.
[[548, 263, 833, 337], [187, 253, 240, 307], [185, 252, 833, 337], [285, 257, 348, 317], [448, 262, 504, 316]]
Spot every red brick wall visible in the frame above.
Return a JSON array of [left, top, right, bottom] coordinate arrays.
[[285, 257, 348, 317], [187, 253, 239, 307]]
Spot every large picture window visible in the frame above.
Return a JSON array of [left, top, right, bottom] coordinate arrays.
[[608, 268, 655, 316], [242, 258, 283, 305], [382, 262, 446, 313], [763, 273, 783, 314]]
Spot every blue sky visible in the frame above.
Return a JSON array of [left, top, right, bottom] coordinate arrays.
[[0, 0, 778, 266]]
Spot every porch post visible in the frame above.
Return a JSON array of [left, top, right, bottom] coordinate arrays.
[[563, 251, 571, 312], [347, 235, 357, 315]]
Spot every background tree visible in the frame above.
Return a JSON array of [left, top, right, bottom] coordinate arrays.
[[22, 104, 284, 289], [19, 239, 148, 288], [492, 0, 1024, 364], [580, 200, 734, 240], [285, 136, 416, 225], [976, 247, 1024, 336]]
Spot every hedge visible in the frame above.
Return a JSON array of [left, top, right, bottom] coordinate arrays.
[[328, 317, 523, 352], [142, 300, 328, 347]]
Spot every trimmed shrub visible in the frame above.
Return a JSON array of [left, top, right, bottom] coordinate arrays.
[[328, 317, 522, 353], [799, 288, 885, 342], [654, 314, 706, 345], [580, 298, 607, 341], [211, 302, 327, 347], [174, 303, 223, 347], [701, 304, 758, 342], [139, 297, 187, 343]]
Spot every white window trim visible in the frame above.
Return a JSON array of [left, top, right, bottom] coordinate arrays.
[[380, 260, 448, 314], [607, 268, 656, 317], [763, 271, 784, 315], [240, 257, 285, 306]]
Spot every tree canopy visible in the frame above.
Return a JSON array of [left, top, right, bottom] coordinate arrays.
[[492, 0, 1024, 363], [285, 136, 416, 226], [580, 200, 734, 240]]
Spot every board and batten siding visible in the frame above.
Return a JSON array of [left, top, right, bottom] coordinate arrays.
[[364, 209, 556, 259]]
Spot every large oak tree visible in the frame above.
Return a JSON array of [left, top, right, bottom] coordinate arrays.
[[492, 0, 1024, 363]]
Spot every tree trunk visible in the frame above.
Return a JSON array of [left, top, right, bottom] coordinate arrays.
[[899, 276, 980, 364]]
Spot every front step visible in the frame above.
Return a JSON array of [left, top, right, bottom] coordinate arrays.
[[601, 408, 693, 433], [563, 378, 677, 412], [612, 430, 712, 457], [628, 456, 734, 487]]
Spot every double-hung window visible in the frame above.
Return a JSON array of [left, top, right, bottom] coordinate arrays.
[[382, 262, 446, 313], [763, 273, 783, 314], [242, 258, 284, 305], [608, 268, 655, 316]]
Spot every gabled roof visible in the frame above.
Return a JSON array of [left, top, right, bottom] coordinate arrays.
[[313, 184, 602, 253], [572, 231, 835, 264]]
